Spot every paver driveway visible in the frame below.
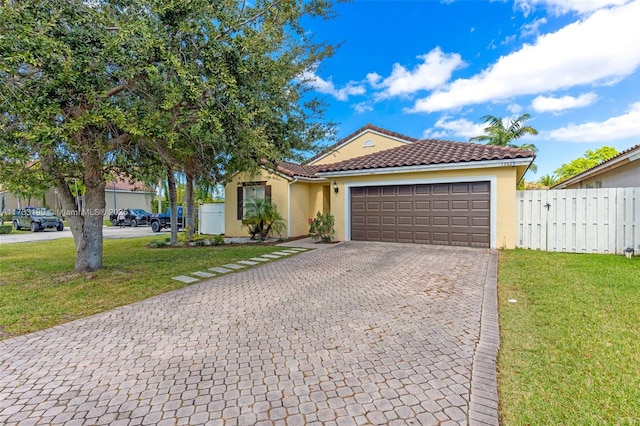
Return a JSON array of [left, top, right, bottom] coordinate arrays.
[[0, 242, 499, 425]]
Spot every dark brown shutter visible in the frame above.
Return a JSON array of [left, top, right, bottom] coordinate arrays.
[[237, 186, 243, 220], [265, 185, 272, 200]]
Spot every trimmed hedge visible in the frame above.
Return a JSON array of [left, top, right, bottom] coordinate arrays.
[[0, 224, 12, 234]]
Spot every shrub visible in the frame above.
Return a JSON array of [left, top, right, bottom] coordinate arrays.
[[212, 235, 225, 246], [242, 198, 286, 241], [309, 211, 335, 243], [0, 224, 12, 234]]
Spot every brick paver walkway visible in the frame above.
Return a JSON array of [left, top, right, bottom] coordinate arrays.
[[0, 242, 498, 425]]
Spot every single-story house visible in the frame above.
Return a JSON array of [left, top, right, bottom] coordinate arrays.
[[1, 176, 155, 220], [224, 124, 535, 249], [551, 143, 640, 189]]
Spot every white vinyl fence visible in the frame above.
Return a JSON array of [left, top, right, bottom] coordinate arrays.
[[516, 188, 640, 254]]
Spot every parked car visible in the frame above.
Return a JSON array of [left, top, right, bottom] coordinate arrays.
[[149, 206, 185, 232], [109, 208, 150, 227], [12, 207, 64, 232]]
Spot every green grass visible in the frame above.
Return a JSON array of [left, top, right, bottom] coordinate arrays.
[[0, 236, 290, 339], [497, 249, 640, 425]]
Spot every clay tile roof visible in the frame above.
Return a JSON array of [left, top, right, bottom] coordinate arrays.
[[304, 123, 418, 165], [107, 176, 155, 192], [276, 161, 320, 178], [316, 139, 535, 173]]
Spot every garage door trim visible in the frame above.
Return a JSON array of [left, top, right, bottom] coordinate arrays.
[[343, 175, 497, 248]]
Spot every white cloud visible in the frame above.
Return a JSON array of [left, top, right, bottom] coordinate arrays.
[[411, 1, 640, 113], [422, 117, 487, 140], [369, 47, 465, 99], [353, 102, 373, 114], [516, 0, 631, 16], [521, 17, 547, 38], [532, 93, 598, 112], [508, 103, 524, 114], [547, 102, 640, 142], [299, 69, 366, 101]]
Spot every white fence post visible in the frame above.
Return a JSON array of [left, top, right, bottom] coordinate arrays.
[[516, 188, 640, 254]]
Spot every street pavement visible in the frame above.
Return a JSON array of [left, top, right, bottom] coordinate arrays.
[[0, 242, 499, 425], [0, 225, 156, 244]]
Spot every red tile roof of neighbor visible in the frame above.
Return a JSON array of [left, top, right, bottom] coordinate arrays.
[[316, 138, 534, 173], [107, 178, 155, 192]]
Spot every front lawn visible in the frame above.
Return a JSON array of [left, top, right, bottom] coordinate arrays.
[[498, 249, 640, 424], [0, 236, 291, 339]]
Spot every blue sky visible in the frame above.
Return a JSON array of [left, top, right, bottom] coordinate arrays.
[[300, 0, 640, 180]]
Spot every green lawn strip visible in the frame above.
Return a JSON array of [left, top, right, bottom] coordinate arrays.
[[0, 236, 295, 339], [497, 249, 640, 425]]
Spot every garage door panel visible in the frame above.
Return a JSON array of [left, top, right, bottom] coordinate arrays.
[[432, 216, 449, 226], [415, 201, 430, 210], [471, 200, 490, 210], [352, 215, 365, 225], [351, 182, 490, 247], [366, 201, 381, 211], [382, 201, 396, 211], [432, 200, 449, 210], [414, 216, 430, 226], [451, 216, 469, 226], [381, 230, 397, 241], [398, 186, 413, 196], [471, 217, 489, 226], [432, 184, 450, 194], [366, 216, 380, 225], [382, 186, 395, 196], [451, 200, 469, 210], [382, 216, 396, 225], [452, 183, 471, 193], [472, 182, 491, 193], [398, 216, 413, 225]]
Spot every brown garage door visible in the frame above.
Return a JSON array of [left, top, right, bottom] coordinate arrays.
[[351, 182, 490, 247]]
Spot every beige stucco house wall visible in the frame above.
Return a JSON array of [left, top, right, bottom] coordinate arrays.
[[311, 129, 412, 166]]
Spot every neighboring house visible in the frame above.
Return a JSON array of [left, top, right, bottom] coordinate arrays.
[[1, 176, 155, 220], [225, 124, 534, 249], [552, 143, 640, 189]]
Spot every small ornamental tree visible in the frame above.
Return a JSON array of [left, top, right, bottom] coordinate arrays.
[[242, 198, 286, 242], [309, 211, 335, 243]]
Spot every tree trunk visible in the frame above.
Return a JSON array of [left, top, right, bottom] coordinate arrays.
[[185, 172, 195, 241], [166, 166, 179, 245], [55, 151, 105, 272]]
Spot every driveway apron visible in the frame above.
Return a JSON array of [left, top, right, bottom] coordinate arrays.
[[0, 242, 498, 425]]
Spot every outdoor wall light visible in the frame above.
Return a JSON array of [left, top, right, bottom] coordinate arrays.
[[333, 181, 339, 193]]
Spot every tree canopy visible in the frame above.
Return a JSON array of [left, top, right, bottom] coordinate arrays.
[[469, 113, 539, 174], [554, 146, 619, 182], [0, 0, 339, 271]]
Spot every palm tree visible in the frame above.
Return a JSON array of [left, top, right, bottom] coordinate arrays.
[[470, 113, 539, 173], [537, 174, 558, 188]]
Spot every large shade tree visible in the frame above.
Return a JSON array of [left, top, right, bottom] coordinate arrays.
[[0, 0, 338, 271]]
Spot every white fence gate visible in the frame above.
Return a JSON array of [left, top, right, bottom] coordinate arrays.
[[199, 203, 225, 235], [516, 188, 640, 254]]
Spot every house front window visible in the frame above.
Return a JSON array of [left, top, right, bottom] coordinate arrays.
[[236, 181, 271, 220]]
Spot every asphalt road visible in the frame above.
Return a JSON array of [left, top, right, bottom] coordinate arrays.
[[0, 224, 154, 244]]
